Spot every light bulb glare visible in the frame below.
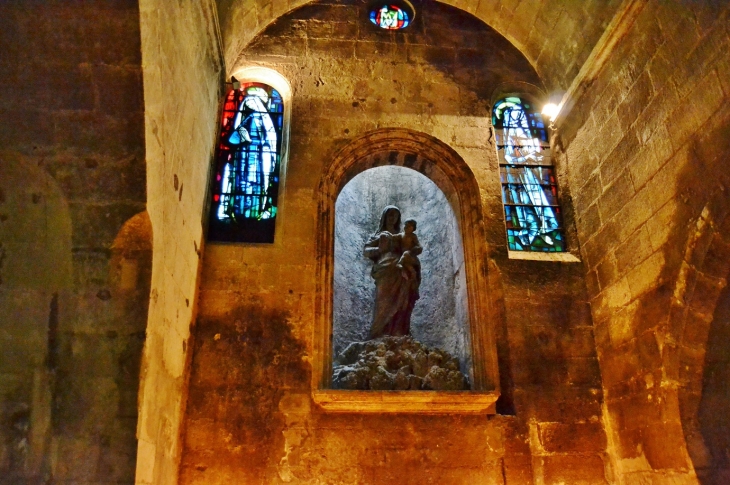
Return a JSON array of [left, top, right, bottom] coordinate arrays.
[[542, 103, 560, 121]]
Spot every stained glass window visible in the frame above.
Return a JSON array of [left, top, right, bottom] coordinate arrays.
[[493, 97, 565, 252], [208, 83, 284, 243], [370, 4, 410, 30]]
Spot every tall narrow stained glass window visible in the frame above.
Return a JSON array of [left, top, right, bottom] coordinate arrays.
[[493, 97, 565, 252], [208, 83, 284, 243]]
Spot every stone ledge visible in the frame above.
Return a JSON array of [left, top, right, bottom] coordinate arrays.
[[312, 390, 499, 414], [508, 251, 582, 263]]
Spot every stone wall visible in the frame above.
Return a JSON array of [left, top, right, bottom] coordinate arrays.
[[136, 0, 224, 483], [0, 2, 148, 483], [698, 282, 730, 482], [218, 0, 624, 92], [182, 2, 606, 483], [557, 1, 730, 482]]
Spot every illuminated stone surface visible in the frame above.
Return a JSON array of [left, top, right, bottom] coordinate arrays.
[[0, 0, 728, 484]]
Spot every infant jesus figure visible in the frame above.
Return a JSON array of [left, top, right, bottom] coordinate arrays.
[[396, 218, 423, 298]]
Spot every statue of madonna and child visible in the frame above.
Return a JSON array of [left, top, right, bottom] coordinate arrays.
[[331, 205, 469, 391]]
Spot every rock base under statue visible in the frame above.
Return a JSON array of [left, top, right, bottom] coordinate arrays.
[[332, 336, 470, 391]]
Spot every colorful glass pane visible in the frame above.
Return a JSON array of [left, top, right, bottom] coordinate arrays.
[[493, 97, 565, 252], [370, 4, 410, 30], [208, 83, 284, 243]]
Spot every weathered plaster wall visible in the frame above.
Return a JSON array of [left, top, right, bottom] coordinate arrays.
[[183, 2, 605, 483], [333, 166, 470, 369], [0, 3, 149, 483], [218, 0, 623, 91], [136, 0, 224, 483], [557, 1, 730, 482]]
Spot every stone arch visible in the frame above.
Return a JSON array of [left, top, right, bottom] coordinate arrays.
[[0, 155, 72, 481], [218, 0, 623, 90], [109, 211, 153, 473], [110, 211, 153, 305], [313, 128, 497, 392], [669, 195, 730, 478]]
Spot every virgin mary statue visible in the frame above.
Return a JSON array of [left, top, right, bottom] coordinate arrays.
[[363, 206, 421, 338]]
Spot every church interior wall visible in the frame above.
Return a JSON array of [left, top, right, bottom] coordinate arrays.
[[556, 1, 730, 483], [217, 0, 625, 93], [182, 2, 605, 483], [0, 0, 728, 484], [0, 2, 149, 482]]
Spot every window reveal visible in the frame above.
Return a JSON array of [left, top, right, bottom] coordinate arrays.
[[493, 97, 565, 252], [208, 83, 283, 243]]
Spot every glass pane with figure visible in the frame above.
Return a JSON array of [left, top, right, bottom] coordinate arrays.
[[493, 97, 565, 252], [209, 83, 284, 243], [370, 4, 410, 30]]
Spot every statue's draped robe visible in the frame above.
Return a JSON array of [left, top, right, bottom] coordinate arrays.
[[365, 232, 419, 338]]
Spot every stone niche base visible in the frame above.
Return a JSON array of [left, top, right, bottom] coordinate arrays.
[[312, 390, 499, 414]]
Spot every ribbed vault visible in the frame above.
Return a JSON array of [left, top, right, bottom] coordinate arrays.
[[217, 0, 623, 91]]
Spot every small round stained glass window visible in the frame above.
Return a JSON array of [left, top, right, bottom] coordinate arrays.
[[370, 4, 411, 30]]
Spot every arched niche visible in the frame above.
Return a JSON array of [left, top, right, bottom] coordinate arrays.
[[313, 128, 499, 413], [0, 156, 72, 478], [333, 166, 471, 376]]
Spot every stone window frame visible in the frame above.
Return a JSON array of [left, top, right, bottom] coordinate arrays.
[[207, 66, 293, 246], [490, 89, 581, 263], [312, 128, 500, 414]]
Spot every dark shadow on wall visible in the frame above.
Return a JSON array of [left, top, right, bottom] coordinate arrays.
[[0, 156, 72, 484], [181, 304, 310, 483], [697, 282, 730, 484]]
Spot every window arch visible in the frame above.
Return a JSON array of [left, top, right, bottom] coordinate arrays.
[[208, 69, 291, 243], [492, 96, 565, 252]]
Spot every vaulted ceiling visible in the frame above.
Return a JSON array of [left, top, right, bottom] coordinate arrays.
[[217, 0, 624, 91]]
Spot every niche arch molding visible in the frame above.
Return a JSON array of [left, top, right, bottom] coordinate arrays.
[[313, 128, 499, 413]]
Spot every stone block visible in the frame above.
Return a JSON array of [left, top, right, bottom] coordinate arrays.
[[69, 201, 145, 250], [614, 225, 654, 275], [513, 388, 603, 422], [702, 234, 730, 279], [626, 251, 665, 300], [576, 203, 602, 243], [597, 169, 635, 224], [538, 421, 607, 453], [574, 171, 602, 216], [595, 253, 618, 291], [668, 70, 725, 151], [602, 129, 642, 185], [309, 38, 356, 58], [688, 273, 726, 317], [92, 65, 144, 115], [617, 71, 655, 133], [0, 109, 55, 150], [606, 299, 640, 347], [539, 454, 608, 484], [681, 310, 713, 358], [567, 357, 602, 387], [582, 218, 619, 269], [585, 269, 600, 297], [629, 124, 674, 191], [52, 110, 145, 157], [407, 44, 456, 66]]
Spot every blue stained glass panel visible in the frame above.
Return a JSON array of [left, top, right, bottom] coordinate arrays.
[[370, 4, 410, 30], [494, 97, 565, 252], [208, 83, 284, 243]]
